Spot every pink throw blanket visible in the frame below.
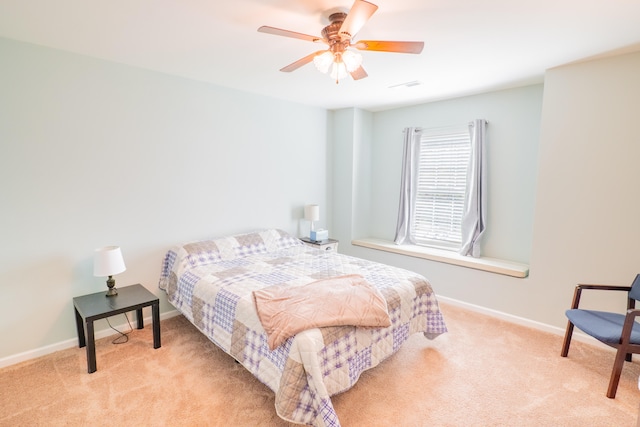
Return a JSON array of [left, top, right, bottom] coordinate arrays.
[[253, 274, 391, 350]]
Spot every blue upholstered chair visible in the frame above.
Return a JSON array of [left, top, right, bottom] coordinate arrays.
[[561, 274, 640, 398]]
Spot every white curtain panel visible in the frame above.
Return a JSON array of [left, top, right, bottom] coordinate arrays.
[[459, 119, 488, 257], [394, 127, 422, 244]]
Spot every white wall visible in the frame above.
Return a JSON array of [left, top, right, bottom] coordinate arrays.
[[0, 38, 329, 361], [336, 51, 640, 330]]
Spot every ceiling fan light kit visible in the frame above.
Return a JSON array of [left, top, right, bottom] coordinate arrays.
[[258, 0, 424, 83], [313, 49, 362, 82]]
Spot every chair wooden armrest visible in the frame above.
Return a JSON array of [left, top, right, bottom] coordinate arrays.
[[570, 284, 633, 309], [576, 284, 632, 291]]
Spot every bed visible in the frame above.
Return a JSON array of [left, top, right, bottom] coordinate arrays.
[[158, 229, 447, 427]]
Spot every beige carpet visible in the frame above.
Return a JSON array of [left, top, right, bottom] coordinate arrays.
[[1, 302, 639, 427]]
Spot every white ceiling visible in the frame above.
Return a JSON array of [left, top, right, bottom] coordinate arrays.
[[2, 0, 640, 112]]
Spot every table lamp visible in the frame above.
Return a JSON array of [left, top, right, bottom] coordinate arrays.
[[304, 204, 320, 235], [93, 246, 126, 297]]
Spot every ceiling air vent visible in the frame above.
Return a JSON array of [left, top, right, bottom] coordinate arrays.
[[389, 80, 421, 89]]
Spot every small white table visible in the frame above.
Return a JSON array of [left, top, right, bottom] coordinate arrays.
[[300, 237, 339, 252]]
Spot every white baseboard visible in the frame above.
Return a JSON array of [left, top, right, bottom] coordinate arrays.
[[437, 295, 614, 352], [0, 298, 613, 370], [0, 310, 180, 370]]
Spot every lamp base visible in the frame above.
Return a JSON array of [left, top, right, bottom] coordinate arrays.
[[105, 276, 118, 297]]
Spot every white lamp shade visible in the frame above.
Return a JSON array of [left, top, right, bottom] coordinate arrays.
[[304, 204, 320, 222], [93, 246, 126, 277]]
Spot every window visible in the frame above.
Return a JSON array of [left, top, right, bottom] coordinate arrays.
[[414, 126, 471, 250], [396, 121, 486, 256]]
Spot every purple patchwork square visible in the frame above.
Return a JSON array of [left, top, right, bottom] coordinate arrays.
[[213, 289, 241, 333]]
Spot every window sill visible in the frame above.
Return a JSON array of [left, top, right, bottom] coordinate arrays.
[[351, 238, 529, 278]]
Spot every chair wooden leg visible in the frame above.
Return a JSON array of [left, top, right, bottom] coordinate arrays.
[[561, 321, 574, 357], [607, 347, 629, 398]]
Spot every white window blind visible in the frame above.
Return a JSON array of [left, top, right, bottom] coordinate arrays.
[[413, 126, 471, 249]]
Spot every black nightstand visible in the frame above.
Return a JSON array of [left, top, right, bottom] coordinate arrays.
[[73, 283, 161, 373]]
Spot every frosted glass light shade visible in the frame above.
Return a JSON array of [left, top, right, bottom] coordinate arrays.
[[330, 61, 348, 80], [313, 51, 334, 73], [304, 205, 320, 222], [313, 50, 362, 81], [93, 246, 126, 277], [342, 50, 362, 72]]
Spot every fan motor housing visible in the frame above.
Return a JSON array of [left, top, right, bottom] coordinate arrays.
[[322, 12, 348, 44]]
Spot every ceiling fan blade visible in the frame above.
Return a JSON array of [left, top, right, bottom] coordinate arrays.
[[280, 50, 327, 72], [258, 26, 322, 43], [339, 0, 378, 40], [350, 65, 368, 80], [354, 40, 424, 54]]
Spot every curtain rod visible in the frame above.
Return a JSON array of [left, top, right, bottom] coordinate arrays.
[[403, 120, 489, 133]]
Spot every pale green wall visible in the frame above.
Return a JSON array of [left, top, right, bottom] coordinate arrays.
[[332, 84, 542, 265], [366, 84, 543, 264], [2, 33, 639, 364], [335, 51, 640, 331], [0, 38, 329, 361], [330, 108, 373, 241]]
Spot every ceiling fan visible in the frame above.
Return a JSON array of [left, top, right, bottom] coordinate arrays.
[[258, 0, 424, 83]]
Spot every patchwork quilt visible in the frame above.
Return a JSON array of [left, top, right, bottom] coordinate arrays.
[[158, 229, 447, 427]]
